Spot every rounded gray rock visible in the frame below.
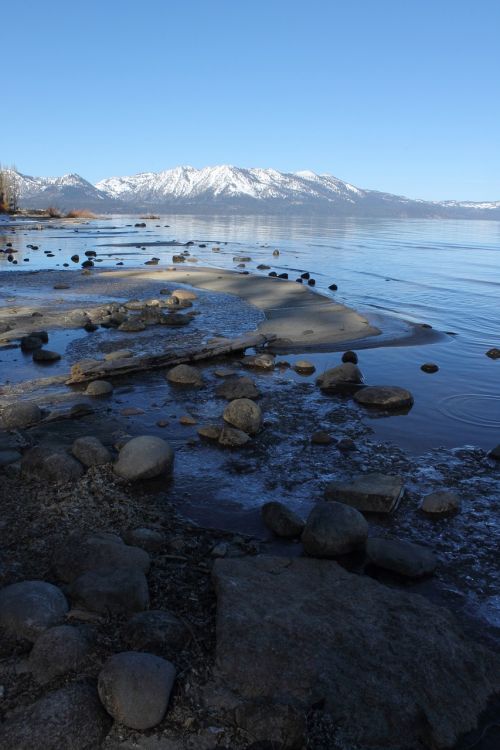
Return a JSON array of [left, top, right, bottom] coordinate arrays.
[[223, 398, 262, 435], [69, 567, 150, 614], [366, 538, 437, 578], [421, 490, 461, 517], [218, 425, 251, 447], [302, 502, 368, 557], [85, 380, 113, 397], [216, 376, 260, 401], [123, 610, 188, 655], [52, 530, 150, 583], [0, 683, 111, 750], [29, 624, 90, 684], [1, 402, 42, 429], [98, 651, 176, 729], [0, 580, 69, 642], [124, 527, 166, 552], [261, 501, 305, 539], [166, 363, 203, 387], [354, 386, 414, 410], [316, 363, 363, 393], [71, 436, 112, 467], [114, 435, 174, 480], [20, 445, 84, 485]]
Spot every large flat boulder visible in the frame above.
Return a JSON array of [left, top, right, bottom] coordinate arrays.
[[325, 472, 404, 513], [210, 556, 500, 750]]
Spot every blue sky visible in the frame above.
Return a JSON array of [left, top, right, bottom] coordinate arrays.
[[2, 0, 499, 200]]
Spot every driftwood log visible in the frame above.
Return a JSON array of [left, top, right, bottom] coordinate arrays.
[[66, 332, 275, 384]]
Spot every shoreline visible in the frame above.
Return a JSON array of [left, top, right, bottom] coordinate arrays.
[[0, 264, 442, 354]]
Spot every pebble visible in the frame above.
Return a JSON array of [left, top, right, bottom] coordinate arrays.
[[166, 363, 204, 387], [302, 502, 368, 557], [71, 436, 112, 467], [223, 398, 262, 435], [293, 359, 316, 374], [85, 380, 113, 397]]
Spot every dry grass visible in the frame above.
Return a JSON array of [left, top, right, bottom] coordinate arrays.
[[65, 209, 97, 219], [139, 214, 160, 219], [46, 206, 63, 218]]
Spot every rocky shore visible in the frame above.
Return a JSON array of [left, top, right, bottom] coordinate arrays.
[[1, 264, 500, 750]]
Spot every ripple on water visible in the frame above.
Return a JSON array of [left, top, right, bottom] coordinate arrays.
[[438, 394, 500, 429]]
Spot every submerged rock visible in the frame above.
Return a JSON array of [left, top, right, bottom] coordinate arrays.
[[325, 473, 405, 513], [420, 490, 461, 516], [216, 376, 260, 401], [32, 349, 61, 363], [354, 385, 414, 410], [421, 362, 439, 373], [166, 363, 203, 387], [210, 556, 500, 750], [98, 651, 176, 730]]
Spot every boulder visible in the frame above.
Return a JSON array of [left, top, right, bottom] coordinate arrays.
[[366, 538, 437, 578], [316, 362, 363, 393], [261, 501, 304, 539], [420, 490, 461, 517], [71, 436, 112, 467], [218, 425, 251, 447], [123, 610, 188, 655], [0, 683, 111, 750], [354, 385, 414, 411], [216, 376, 260, 401], [0, 401, 42, 429], [52, 531, 150, 583], [0, 580, 69, 642], [114, 435, 174, 481], [28, 624, 91, 684], [68, 567, 149, 614], [325, 473, 405, 513], [118, 319, 146, 332], [223, 398, 262, 435], [210, 556, 500, 750], [302, 502, 368, 557], [85, 380, 113, 397], [98, 651, 176, 730], [21, 445, 84, 485], [166, 364, 203, 387]]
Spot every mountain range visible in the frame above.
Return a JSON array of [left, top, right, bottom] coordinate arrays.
[[7, 166, 500, 218]]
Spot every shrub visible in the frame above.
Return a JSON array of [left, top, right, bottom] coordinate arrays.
[[65, 209, 97, 219]]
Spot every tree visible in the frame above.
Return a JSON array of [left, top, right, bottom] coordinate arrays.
[[0, 164, 19, 213]]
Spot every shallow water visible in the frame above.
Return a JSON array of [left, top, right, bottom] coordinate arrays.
[[1, 214, 499, 452]]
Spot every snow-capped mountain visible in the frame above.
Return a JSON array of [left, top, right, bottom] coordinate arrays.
[[7, 171, 112, 211], [9, 166, 500, 217]]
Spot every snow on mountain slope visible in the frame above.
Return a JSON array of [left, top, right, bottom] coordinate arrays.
[[9, 165, 500, 217]]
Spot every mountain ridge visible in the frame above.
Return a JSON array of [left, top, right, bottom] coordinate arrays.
[[7, 166, 500, 218]]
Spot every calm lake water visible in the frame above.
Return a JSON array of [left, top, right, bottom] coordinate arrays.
[[1, 214, 499, 453]]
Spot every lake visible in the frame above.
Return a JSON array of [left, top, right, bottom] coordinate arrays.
[[2, 214, 499, 454]]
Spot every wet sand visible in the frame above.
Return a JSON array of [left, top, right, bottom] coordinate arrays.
[[0, 265, 379, 351]]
